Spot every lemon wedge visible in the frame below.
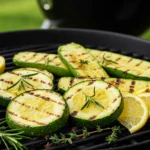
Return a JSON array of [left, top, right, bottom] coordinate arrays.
[[137, 93, 150, 117], [0, 56, 5, 74], [118, 93, 149, 134]]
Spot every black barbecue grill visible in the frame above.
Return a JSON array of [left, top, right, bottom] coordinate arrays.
[[1, 28, 150, 150]]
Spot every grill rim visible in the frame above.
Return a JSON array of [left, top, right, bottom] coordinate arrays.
[[0, 28, 150, 56]]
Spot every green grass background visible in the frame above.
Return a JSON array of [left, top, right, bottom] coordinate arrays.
[[0, 0, 150, 40], [0, 0, 44, 31]]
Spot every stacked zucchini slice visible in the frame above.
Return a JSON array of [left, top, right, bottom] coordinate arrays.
[[2, 42, 150, 136]]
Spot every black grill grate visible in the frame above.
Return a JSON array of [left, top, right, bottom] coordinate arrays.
[[1, 43, 150, 150]]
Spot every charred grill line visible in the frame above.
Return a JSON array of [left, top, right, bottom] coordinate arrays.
[[8, 110, 47, 126], [13, 100, 60, 118], [24, 53, 37, 62], [35, 54, 48, 63], [27, 91, 65, 106], [0, 78, 13, 84]]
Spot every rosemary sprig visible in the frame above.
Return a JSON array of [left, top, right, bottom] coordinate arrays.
[[7, 73, 38, 91], [0, 119, 31, 150], [45, 57, 51, 66], [102, 54, 118, 65], [81, 87, 104, 110], [50, 125, 121, 145], [79, 59, 89, 66]]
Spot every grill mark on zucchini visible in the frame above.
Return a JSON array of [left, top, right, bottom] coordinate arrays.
[[9, 71, 52, 86], [35, 54, 49, 63], [0, 78, 13, 84], [145, 88, 150, 92], [66, 95, 73, 101], [24, 53, 37, 62], [71, 111, 78, 117], [115, 78, 121, 86], [101, 77, 107, 81], [135, 61, 142, 67], [13, 100, 61, 118], [9, 71, 21, 76], [88, 80, 95, 85], [7, 110, 47, 126], [89, 115, 96, 120], [27, 91, 65, 106], [113, 98, 118, 103], [77, 88, 82, 92], [70, 78, 75, 86], [106, 84, 112, 89], [116, 57, 121, 61], [124, 69, 129, 75], [127, 58, 133, 63]]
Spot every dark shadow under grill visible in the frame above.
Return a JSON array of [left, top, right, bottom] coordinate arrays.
[[1, 43, 150, 150]]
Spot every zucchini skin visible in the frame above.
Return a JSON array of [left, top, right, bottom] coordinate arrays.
[[71, 97, 123, 128], [6, 90, 69, 136], [58, 43, 108, 78], [13, 52, 72, 77], [0, 96, 11, 107], [6, 105, 69, 136], [103, 66, 150, 81]]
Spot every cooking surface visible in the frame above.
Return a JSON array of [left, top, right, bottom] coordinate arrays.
[[1, 29, 150, 149]]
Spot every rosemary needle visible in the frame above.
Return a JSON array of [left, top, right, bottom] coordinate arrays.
[[7, 73, 38, 91], [102, 54, 118, 65], [81, 87, 104, 110]]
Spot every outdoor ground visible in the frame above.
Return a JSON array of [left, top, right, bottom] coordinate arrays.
[[0, 0, 150, 40]]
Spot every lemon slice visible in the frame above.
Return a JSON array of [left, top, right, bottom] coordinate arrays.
[[0, 56, 5, 74], [133, 87, 150, 94], [137, 93, 150, 117], [118, 93, 149, 133]]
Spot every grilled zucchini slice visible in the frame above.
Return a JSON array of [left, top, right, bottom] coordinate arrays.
[[58, 43, 108, 78], [90, 49, 150, 80], [64, 80, 123, 128], [6, 89, 69, 136], [13, 52, 72, 77], [0, 68, 53, 107], [58, 77, 150, 94]]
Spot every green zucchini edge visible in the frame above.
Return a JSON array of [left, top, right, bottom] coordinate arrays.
[[103, 66, 150, 81], [13, 59, 72, 77]]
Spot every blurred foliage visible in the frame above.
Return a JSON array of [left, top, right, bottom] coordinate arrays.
[[0, 0, 150, 40], [139, 28, 150, 40], [0, 0, 45, 32]]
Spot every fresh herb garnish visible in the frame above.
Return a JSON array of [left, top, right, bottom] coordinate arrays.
[[0, 119, 31, 150], [49, 125, 121, 145], [81, 87, 104, 110], [45, 57, 51, 66], [7, 73, 38, 91], [102, 54, 118, 65], [79, 59, 89, 66]]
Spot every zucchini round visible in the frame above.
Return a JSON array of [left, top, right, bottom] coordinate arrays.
[[0, 68, 53, 107], [64, 80, 123, 128], [6, 89, 69, 136]]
